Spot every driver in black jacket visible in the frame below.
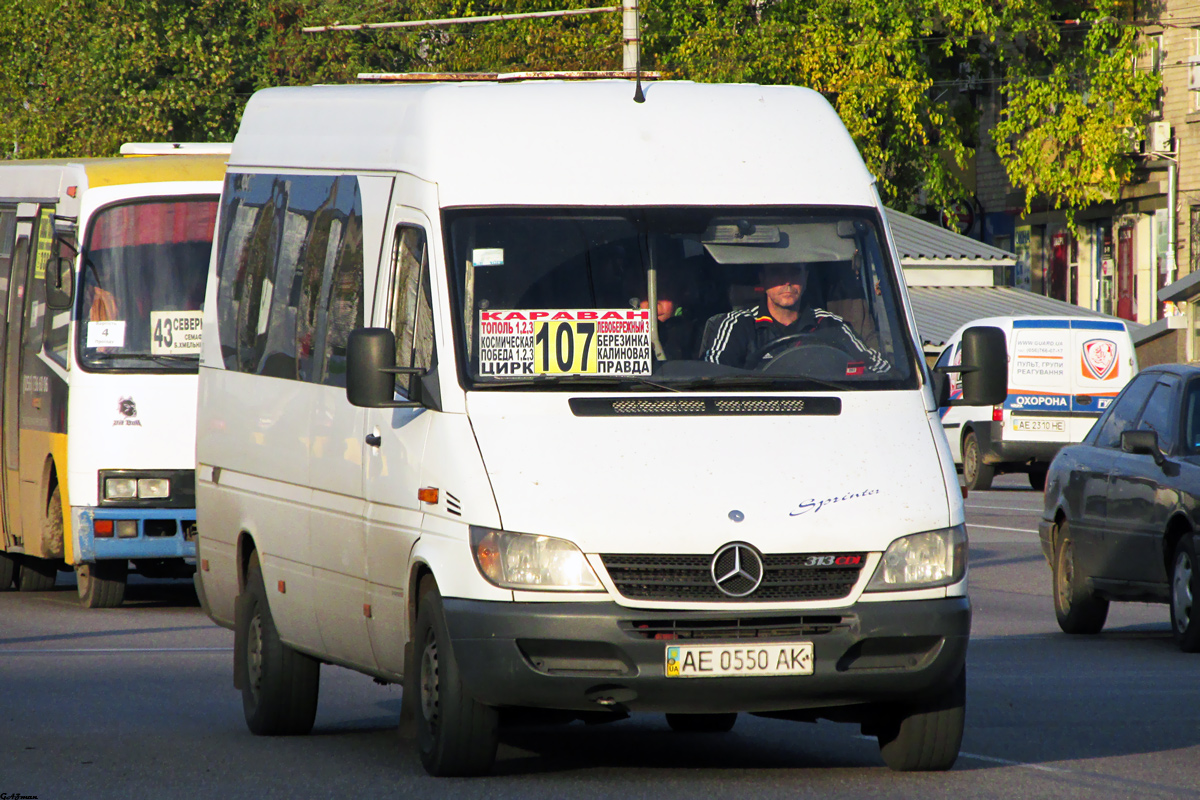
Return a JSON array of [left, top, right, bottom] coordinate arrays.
[[702, 263, 889, 372]]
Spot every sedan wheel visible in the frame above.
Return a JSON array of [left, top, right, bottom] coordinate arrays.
[[1052, 523, 1108, 634], [1171, 535, 1200, 652]]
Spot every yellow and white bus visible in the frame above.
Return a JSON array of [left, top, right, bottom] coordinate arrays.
[[0, 145, 227, 607]]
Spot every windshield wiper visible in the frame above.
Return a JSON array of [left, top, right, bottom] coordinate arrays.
[[85, 353, 198, 368]]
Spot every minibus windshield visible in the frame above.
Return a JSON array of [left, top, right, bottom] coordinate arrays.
[[448, 207, 917, 391], [78, 198, 217, 372]]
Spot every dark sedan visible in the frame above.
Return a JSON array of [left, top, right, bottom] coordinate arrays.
[[1039, 363, 1200, 651]]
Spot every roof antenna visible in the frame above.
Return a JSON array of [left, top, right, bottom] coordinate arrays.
[[623, 0, 645, 103]]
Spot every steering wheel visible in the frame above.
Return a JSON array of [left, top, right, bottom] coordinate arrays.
[[745, 333, 824, 369]]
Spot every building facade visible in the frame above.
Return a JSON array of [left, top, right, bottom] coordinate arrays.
[[973, 3, 1200, 336]]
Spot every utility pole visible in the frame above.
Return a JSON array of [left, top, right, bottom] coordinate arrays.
[[622, 0, 639, 72]]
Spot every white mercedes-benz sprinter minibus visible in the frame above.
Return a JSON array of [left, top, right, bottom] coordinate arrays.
[[195, 79, 1006, 776]]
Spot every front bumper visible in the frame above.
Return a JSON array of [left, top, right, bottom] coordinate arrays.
[[443, 596, 970, 714], [71, 507, 198, 564]]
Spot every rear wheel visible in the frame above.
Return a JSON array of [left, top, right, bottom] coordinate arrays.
[[76, 561, 128, 608], [962, 431, 994, 491], [1028, 466, 1048, 492], [1052, 523, 1108, 634], [875, 668, 965, 771], [665, 713, 738, 733], [0, 551, 16, 590], [17, 556, 57, 591], [238, 551, 320, 735], [414, 578, 499, 777], [1170, 534, 1200, 652]]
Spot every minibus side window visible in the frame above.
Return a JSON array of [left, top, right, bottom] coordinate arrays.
[[23, 209, 55, 358], [388, 225, 434, 397]]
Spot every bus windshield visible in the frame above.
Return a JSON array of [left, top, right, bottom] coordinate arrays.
[[448, 207, 917, 391], [78, 198, 217, 371]]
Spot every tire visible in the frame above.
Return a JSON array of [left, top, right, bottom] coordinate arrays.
[[665, 713, 738, 733], [1170, 534, 1200, 652], [875, 668, 966, 771], [0, 551, 16, 590], [1052, 523, 1108, 634], [962, 431, 994, 491], [76, 560, 127, 609], [414, 579, 499, 777], [17, 556, 57, 591], [1028, 466, 1048, 492], [238, 551, 320, 735]]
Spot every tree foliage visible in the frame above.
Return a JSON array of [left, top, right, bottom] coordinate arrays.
[[0, 0, 1158, 216]]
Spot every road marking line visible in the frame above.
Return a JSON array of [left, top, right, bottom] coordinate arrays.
[[0, 647, 232, 654], [970, 524, 1039, 534], [957, 751, 1069, 773], [854, 738, 1070, 777]]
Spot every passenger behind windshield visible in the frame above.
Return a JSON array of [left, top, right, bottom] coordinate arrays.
[[701, 263, 889, 372]]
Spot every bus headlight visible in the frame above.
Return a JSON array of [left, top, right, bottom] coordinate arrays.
[[865, 524, 967, 591], [470, 527, 603, 591], [104, 478, 138, 500]]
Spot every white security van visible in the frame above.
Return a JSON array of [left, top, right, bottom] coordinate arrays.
[[0, 147, 227, 607], [195, 80, 1007, 776], [936, 316, 1136, 490]]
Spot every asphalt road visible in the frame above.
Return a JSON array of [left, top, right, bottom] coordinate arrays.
[[2, 473, 1199, 799]]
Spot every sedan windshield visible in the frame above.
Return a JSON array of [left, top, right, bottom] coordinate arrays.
[[448, 207, 916, 390], [78, 198, 217, 371]]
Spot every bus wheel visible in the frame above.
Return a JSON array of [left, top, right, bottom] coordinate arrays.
[[414, 578, 499, 776], [17, 556, 57, 591], [874, 668, 966, 771], [0, 551, 17, 590], [76, 561, 127, 608], [238, 551, 319, 735]]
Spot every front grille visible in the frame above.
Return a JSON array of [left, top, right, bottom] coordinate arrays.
[[622, 615, 852, 641], [600, 552, 866, 602]]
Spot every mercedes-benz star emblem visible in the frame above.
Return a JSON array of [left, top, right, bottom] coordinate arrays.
[[710, 542, 764, 598]]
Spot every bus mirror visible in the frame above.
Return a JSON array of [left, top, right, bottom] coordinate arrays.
[[958, 326, 1007, 406], [45, 256, 74, 310], [346, 328, 425, 409]]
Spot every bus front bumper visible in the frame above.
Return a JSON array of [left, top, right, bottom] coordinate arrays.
[[71, 507, 197, 564]]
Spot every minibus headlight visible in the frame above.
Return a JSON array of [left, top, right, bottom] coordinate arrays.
[[104, 478, 138, 500], [469, 527, 603, 591], [865, 524, 967, 591]]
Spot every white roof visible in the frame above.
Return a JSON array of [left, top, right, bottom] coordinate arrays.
[[231, 80, 876, 208]]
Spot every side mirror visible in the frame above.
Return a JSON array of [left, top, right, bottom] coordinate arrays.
[[45, 255, 74, 310], [958, 326, 1007, 406], [346, 328, 426, 409], [1121, 429, 1165, 466]]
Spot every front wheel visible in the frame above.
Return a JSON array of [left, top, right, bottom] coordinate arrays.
[[238, 551, 320, 735], [1052, 524, 1108, 634], [413, 579, 499, 777], [962, 431, 994, 491], [1170, 534, 1200, 652], [76, 561, 127, 608], [874, 668, 965, 771]]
